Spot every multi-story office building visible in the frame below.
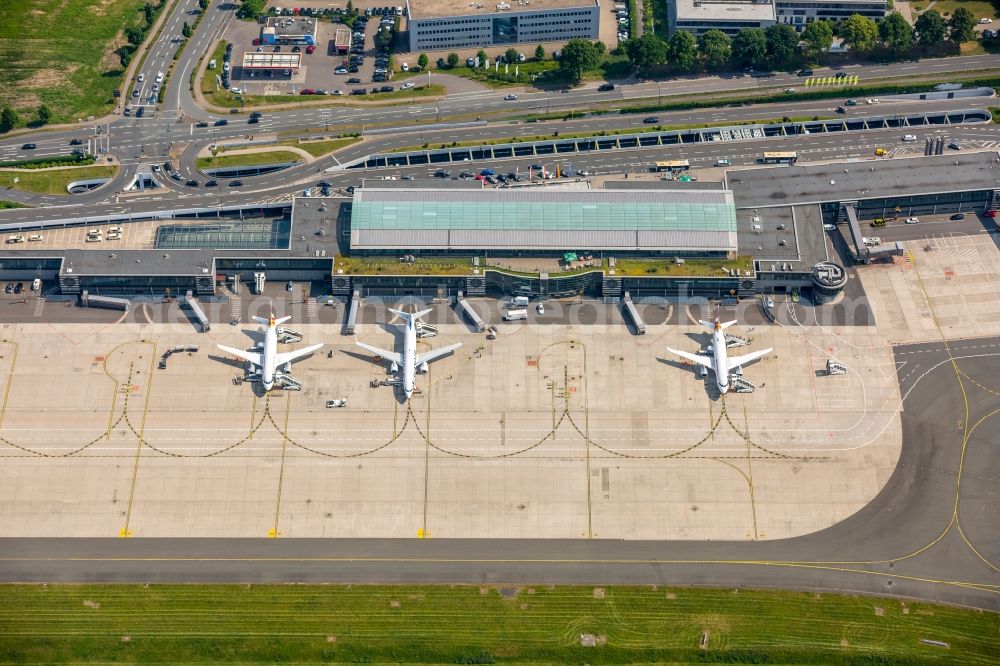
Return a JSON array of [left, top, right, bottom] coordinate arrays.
[[668, 0, 887, 37], [406, 0, 600, 52]]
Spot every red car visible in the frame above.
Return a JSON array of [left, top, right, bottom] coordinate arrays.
[[299, 88, 316, 95], [985, 209, 997, 218], [305, 45, 316, 54]]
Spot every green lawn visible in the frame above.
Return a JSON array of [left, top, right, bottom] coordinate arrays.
[[336, 256, 473, 276], [196, 150, 303, 170], [614, 255, 754, 277], [925, 0, 997, 18], [0, 0, 151, 123], [200, 40, 229, 97], [281, 137, 361, 158], [0, 200, 28, 209], [0, 585, 996, 663], [207, 84, 446, 110], [0, 166, 117, 195]]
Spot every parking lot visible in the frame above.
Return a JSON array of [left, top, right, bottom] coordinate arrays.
[[222, 4, 407, 99]]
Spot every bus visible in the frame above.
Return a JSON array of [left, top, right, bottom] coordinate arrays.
[[760, 151, 798, 165], [654, 160, 691, 172]]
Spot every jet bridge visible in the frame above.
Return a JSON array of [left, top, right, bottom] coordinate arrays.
[[456, 291, 486, 332], [622, 292, 645, 335]]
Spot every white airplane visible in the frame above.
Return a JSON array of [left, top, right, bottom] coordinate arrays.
[[356, 308, 462, 399], [218, 313, 323, 391], [667, 319, 772, 395]]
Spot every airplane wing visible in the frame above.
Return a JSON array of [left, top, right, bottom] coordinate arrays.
[[356, 341, 402, 364], [415, 342, 462, 367], [274, 343, 323, 367], [727, 348, 772, 372], [667, 347, 715, 370], [217, 344, 263, 368]]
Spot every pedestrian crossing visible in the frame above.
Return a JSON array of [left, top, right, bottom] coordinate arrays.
[[307, 297, 317, 320], [929, 236, 981, 261]]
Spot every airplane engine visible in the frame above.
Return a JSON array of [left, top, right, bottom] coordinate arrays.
[[390, 361, 399, 373], [418, 361, 429, 374], [283, 362, 292, 374]]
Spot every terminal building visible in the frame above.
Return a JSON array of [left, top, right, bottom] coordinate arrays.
[[405, 0, 600, 52], [667, 0, 886, 36], [0, 153, 996, 302]]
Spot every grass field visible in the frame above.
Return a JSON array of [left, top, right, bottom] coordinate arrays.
[[336, 256, 473, 276], [0, 0, 150, 123], [0, 200, 28, 209], [0, 165, 117, 195], [924, 0, 997, 18], [281, 136, 361, 157], [614, 255, 754, 277], [206, 84, 446, 110], [0, 585, 996, 663], [196, 150, 304, 170]]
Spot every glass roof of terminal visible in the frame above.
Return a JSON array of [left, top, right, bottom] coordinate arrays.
[[351, 190, 737, 233]]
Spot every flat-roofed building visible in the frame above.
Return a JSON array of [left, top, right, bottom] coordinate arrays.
[[405, 0, 600, 52], [775, 0, 886, 29], [348, 187, 739, 256], [260, 16, 318, 45], [668, 0, 887, 36], [669, 0, 776, 37]]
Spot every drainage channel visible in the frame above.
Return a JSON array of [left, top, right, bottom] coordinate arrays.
[[345, 109, 992, 170]]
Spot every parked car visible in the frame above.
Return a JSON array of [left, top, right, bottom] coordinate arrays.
[[948, 142, 962, 150], [229, 180, 243, 187], [950, 213, 966, 220], [335, 67, 348, 74], [299, 88, 316, 95], [400, 82, 414, 89], [905, 217, 920, 224], [348, 77, 361, 84]]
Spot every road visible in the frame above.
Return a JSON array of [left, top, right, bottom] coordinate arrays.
[[0, 339, 996, 609]]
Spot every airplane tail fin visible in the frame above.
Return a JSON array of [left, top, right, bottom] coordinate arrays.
[[389, 307, 433, 324]]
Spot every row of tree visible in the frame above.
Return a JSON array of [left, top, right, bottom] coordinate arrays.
[[0, 106, 53, 134], [622, 10, 979, 74]]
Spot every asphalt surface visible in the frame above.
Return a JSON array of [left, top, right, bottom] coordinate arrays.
[[0, 338, 997, 609]]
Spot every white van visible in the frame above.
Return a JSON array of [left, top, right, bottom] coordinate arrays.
[[31, 278, 41, 292], [503, 309, 528, 321], [862, 236, 882, 247], [6, 235, 25, 244], [509, 296, 530, 307], [902, 134, 918, 142]]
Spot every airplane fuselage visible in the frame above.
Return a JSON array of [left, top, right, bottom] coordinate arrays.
[[712, 327, 730, 394], [402, 317, 416, 398], [260, 323, 278, 391]]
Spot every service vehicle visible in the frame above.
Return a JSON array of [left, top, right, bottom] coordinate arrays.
[[503, 309, 528, 321]]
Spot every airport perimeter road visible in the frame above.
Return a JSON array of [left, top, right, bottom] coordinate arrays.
[[1, 338, 997, 610]]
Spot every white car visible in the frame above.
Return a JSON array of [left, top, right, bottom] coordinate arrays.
[[230, 87, 242, 94], [905, 217, 919, 224], [980, 17, 992, 24], [865, 98, 880, 104], [400, 82, 414, 89], [902, 134, 918, 142], [504, 94, 518, 101], [137, 73, 145, 82], [332, 89, 343, 95], [28, 234, 43, 242], [824, 224, 836, 231], [536, 303, 545, 314]]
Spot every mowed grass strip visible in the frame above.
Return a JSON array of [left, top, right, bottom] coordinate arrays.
[[0, 585, 995, 663], [281, 137, 361, 158], [0, 166, 117, 195], [0, 0, 149, 122], [196, 150, 303, 170]]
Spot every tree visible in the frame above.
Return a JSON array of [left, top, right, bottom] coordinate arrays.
[[801, 20, 833, 57], [446, 52, 459, 68], [914, 9, 948, 46], [198, 0, 208, 9], [840, 14, 879, 53], [949, 7, 976, 43], [732, 28, 768, 69], [765, 23, 800, 69], [37, 104, 52, 126], [698, 29, 731, 70], [879, 12, 913, 55], [125, 26, 144, 45], [418, 53, 428, 69], [625, 33, 667, 70], [535, 44, 545, 60], [504, 47, 519, 64], [181, 21, 192, 38], [142, 2, 155, 25], [558, 39, 602, 84], [236, 0, 266, 20], [667, 30, 697, 72], [0, 107, 17, 134], [477, 49, 488, 67]]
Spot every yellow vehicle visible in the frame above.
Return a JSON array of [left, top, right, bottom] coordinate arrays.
[[874, 148, 888, 156], [871, 218, 886, 227]]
